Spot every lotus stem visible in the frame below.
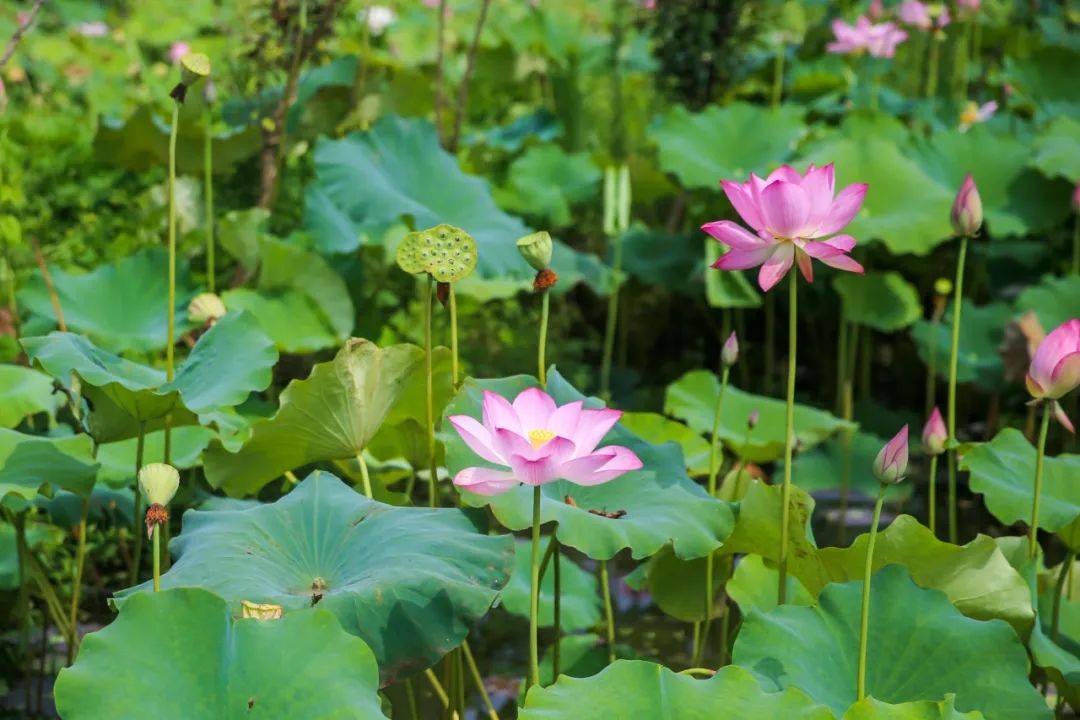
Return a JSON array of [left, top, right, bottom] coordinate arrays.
[[425, 274, 437, 508], [600, 235, 622, 402], [528, 486, 542, 687], [404, 678, 419, 720], [538, 290, 550, 386], [778, 272, 798, 604], [424, 667, 449, 709], [13, 513, 30, 681], [771, 45, 785, 108], [1072, 212, 1079, 276], [600, 558, 616, 665], [928, 454, 939, 536], [553, 541, 562, 679], [449, 283, 459, 388], [462, 639, 499, 720], [1028, 403, 1051, 560], [695, 363, 730, 663], [924, 31, 940, 98], [857, 483, 888, 701], [1052, 550, 1076, 643], [129, 424, 146, 586], [356, 452, 373, 498], [203, 107, 215, 292], [946, 235, 968, 545], [167, 102, 179, 382], [152, 524, 161, 592], [600, 165, 630, 401], [65, 496, 90, 664]]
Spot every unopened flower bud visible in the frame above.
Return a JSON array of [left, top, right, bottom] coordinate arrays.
[[922, 408, 947, 456], [950, 173, 982, 238], [188, 292, 226, 325], [873, 426, 909, 485], [138, 463, 179, 507], [721, 331, 739, 367], [517, 231, 553, 272]]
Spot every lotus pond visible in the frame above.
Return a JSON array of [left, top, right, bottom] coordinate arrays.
[[0, 0, 1078, 718]]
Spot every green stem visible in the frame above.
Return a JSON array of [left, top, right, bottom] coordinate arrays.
[[857, 484, 888, 701], [66, 497, 89, 664], [926, 316, 940, 417], [152, 524, 161, 592], [696, 364, 730, 663], [717, 560, 732, 666], [424, 668, 449, 709], [778, 271, 798, 604], [600, 234, 623, 401], [552, 541, 562, 679], [928, 454, 939, 537], [925, 32, 940, 98], [405, 678, 419, 720], [771, 45, 785, 108], [14, 513, 29, 679], [449, 283, 459, 388], [425, 275, 437, 508], [946, 235, 968, 545], [600, 558, 616, 665], [167, 102, 179, 382], [203, 108, 215, 292], [1052, 550, 1076, 643], [1072, 212, 1078, 276], [538, 291, 550, 386], [129, 424, 146, 586], [1029, 403, 1051, 560], [528, 486, 542, 688], [356, 451, 373, 498], [462, 639, 499, 720]]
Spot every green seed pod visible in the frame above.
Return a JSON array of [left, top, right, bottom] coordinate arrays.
[[188, 292, 226, 324], [138, 463, 180, 507], [394, 224, 477, 282], [933, 278, 952, 296], [179, 53, 211, 86], [516, 231, 553, 272]]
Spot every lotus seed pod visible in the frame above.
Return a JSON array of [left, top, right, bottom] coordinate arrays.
[[933, 277, 952, 296], [138, 463, 180, 506], [179, 52, 211, 86], [394, 224, 477, 282], [517, 231, 553, 272], [188, 292, 226, 324]]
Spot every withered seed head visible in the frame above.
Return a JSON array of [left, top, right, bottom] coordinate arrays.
[[534, 268, 558, 292]]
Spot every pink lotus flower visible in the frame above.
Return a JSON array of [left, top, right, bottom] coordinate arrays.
[[873, 426, 909, 484], [704, 163, 867, 291], [827, 17, 908, 59], [1026, 319, 1080, 432], [449, 388, 643, 496], [950, 173, 983, 237], [898, 1, 932, 29], [922, 407, 947, 455], [959, 100, 997, 132], [168, 41, 190, 64]]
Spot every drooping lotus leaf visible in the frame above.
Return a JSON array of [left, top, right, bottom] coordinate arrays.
[[909, 301, 1010, 391], [0, 365, 62, 428], [519, 661, 833, 719], [643, 544, 734, 622], [394, 224, 478, 282], [733, 565, 1049, 720], [303, 115, 608, 298], [203, 339, 427, 497], [500, 538, 600, 631], [961, 429, 1080, 551], [1031, 115, 1080, 182], [664, 370, 854, 463], [813, 515, 1033, 634], [22, 311, 277, 443], [0, 430, 99, 511], [55, 588, 388, 719], [444, 367, 735, 561], [1015, 274, 1080, 334], [95, 426, 215, 489], [619, 411, 711, 476], [116, 472, 513, 682], [842, 697, 985, 720], [649, 103, 808, 189], [727, 553, 815, 615], [832, 271, 922, 333], [18, 247, 196, 354]]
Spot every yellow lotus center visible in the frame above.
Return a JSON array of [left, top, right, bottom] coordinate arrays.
[[528, 429, 556, 449], [959, 102, 979, 125]]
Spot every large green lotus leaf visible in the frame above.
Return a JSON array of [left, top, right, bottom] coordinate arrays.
[[18, 247, 196, 354], [501, 538, 600, 631], [728, 553, 815, 615], [55, 588, 388, 719], [814, 516, 1033, 633], [961, 429, 1080, 550], [1001, 47, 1080, 121], [643, 545, 732, 622], [22, 311, 277, 442], [0, 430, 99, 510], [620, 411, 711, 476], [664, 370, 855, 463], [1031, 116, 1080, 182], [116, 472, 513, 682], [445, 367, 735, 561], [843, 697, 985, 720], [303, 115, 608, 298], [520, 661, 833, 719], [833, 271, 921, 333], [222, 289, 340, 355], [649, 103, 807, 189], [494, 143, 601, 228], [203, 339, 425, 497], [96, 426, 215, 489], [0, 365, 62, 428], [252, 237, 354, 341], [909, 301, 1010, 390], [787, 431, 910, 500], [734, 565, 1049, 720], [1015, 275, 1080, 333]]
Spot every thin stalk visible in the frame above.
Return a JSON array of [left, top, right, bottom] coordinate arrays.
[[552, 541, 562, 679], [538, 291, 550, 386], [152, 524, 161, 592], [129, 424, 146, 586], [424, 668, 450, 709], [1052, 551, 1076, 643], [600, 559, 616, 664], [461, 640, 499, 720], [946, 235, 968, 544], [925, 316, 940, 417], [14, 513, 30, 681], [30, 236, 66, 331], [695, 364, 730, 663], [928, 454, 939, 536], [770, 45, 785, 107], [857, 484, 888, 701], [1072, 213, 1078, 276], [425, 275, 437, 508], [449, 284, 459, 387], [1028, 404, 1051, 560], [167, 102, 179, 382], [356, 452, 373, 498], [405, 678, 419, 720], [433, 0, 449, 144], [717, 559, 732, 665], [600, 234, 623, 401], [778, 272, 798, 604], [528, 486, 542, 687], [203, 108, 215, 292], [65, 497, 90, 664]]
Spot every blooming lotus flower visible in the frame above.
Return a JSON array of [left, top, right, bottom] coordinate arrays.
[[168, 41, 190, 64], [1026, 319, 1080, 432], [922, 407, 947, 455], [873, 426, 909, 484], [827, 17, 908, 59], [449, 388, 643, 496], [958, 100, 997, 132], [704, 164, 867, 291], [950, 173, 982, 237]]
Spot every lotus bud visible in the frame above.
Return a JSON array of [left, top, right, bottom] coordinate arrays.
[[171, 52, 211, 103], [517, 231, 553, 272], [721, 331, 739, 367], [922, 407, 947, 455], [747, 409, 760, 430], [872, 426, 909, 484], [188, 292, 226, 325], [138, 463, 180, 507], [1025, 319, 1080, 404], [950, 173, 982, 238]]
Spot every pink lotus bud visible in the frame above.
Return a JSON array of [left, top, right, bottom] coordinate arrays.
[[747, 410, 760, 430], [168, 41, 191, 64], [922, 407, 947, 455], [873, 426, 909, 484], [722, 332, 739, 367], [1026, 319, 1080, 403], [950, 174, 982, 237]]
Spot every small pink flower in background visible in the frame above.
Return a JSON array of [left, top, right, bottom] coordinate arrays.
[[168, 41, 190, 64], [950, 173, 983, 237], [75, 21, 109, 38], [922, 407, 947, 455], [873, 426, 909, 484], [958, 100, 997, 132], [827, 17, 908, 59], [449, 388, 643, 496], [1026, 319, 1080, 433], [868, 0, 885, 21], [704, 163, 867, 291], [898, 1, 932, 30]]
